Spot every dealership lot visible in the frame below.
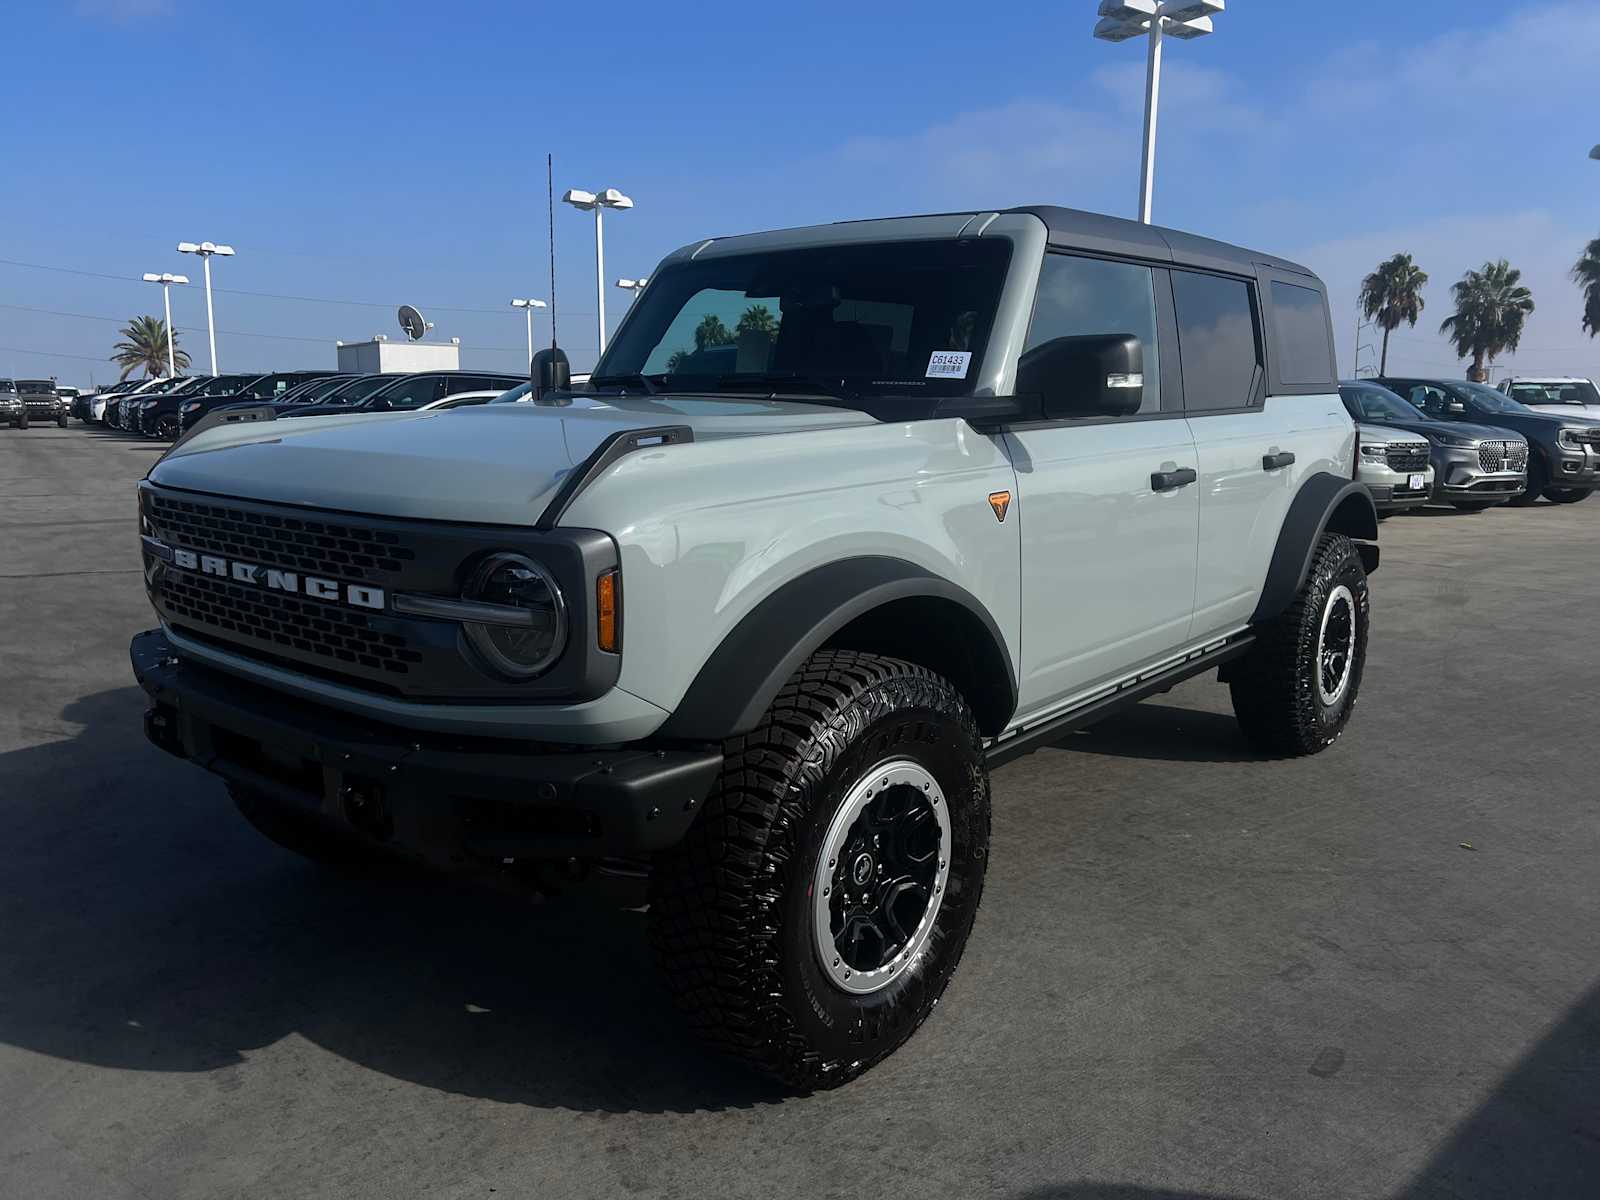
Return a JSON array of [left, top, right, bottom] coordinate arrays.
[[1, 425, 1596, 1199]]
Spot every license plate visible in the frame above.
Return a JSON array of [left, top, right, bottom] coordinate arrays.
[[1408, 473, 1426, 490]]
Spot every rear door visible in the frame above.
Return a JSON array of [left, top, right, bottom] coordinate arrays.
[[1004, 252, 1199, 720]]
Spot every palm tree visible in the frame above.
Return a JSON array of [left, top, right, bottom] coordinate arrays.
[[111, 315, 189, 380], [735, 304, 778, 340], [1358, 253, 1428, 375], [1574, 236, 1600, 338], [1439, 260, 1534, 382], [693, 314, 732, 351]]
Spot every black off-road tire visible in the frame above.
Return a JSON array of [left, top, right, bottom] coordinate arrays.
[[229, 783, 390, 867], [650, 650, 991, 1090], [1229, 532, 1369, 756], [16, 410, 27, 430], [1543, 487, 1590, 505], [1509, 457, 1546, 506]]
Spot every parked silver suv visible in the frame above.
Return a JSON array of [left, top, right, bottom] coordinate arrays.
[[132, 205, 1379, 1088], [1353, 423, 1432, 514]]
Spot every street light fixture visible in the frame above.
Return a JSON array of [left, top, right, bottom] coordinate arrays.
[[615, 276, 649, 298], [175, 239, 235, 374], [141, 271, 189, 378], [509, 297, 548, 366], [562, 187, 634, 356], [1094, 0, 1225, 224]]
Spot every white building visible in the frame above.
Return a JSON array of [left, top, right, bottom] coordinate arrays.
[[335, 337, 460, 374]]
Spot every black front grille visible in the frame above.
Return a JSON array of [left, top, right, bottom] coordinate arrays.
[[1385, 445, 1429, 472], [148, 493, 417, 585], [162, 570, 424, 675]]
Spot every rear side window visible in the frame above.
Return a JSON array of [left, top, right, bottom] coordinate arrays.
[[1171, 270, 1262, 412], [1025, 253, 1162, 415], [1269, 281, 1335, 386]]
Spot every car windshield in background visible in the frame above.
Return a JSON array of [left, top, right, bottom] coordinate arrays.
[[0, 381, 14, 393], [290, 376, 352, 404], [1345, 386, 1423, 422], [17, 381, 56, 394], [1457, 382, 1532, 414], [320, 375, 390, 405], [593, 240, 1013, 407], [191, 374, 254, 395], [1509, 381, 1600, 407]]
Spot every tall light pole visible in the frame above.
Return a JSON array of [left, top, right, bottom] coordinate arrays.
[[562, 187, 634, 356], [1094, 1, 1224, 224], [176, 239, 235, 374], [510, 297, 548, 366], [141, 272, 190, 377]]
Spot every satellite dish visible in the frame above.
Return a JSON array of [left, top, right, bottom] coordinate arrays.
[[397, 304, 432, 342]]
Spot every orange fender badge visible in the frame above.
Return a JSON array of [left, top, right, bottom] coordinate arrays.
[[988, 491, 1012, 522]]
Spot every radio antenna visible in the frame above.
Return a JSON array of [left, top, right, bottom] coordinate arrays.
[[547, 153, 558, 351]]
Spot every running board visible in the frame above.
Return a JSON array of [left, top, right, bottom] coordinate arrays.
[[985, 635, 1256, 768]]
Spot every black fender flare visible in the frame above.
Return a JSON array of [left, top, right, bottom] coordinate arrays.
[[1251, 473, 1379, 624], [654, 556, 1018, 741]]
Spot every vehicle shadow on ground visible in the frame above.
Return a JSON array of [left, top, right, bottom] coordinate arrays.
[[0, 686, 783, 1115], [1008, 979, 1600, 1199], [1051, 703, 1266, 765]]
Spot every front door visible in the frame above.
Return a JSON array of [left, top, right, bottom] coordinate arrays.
[[1005, 253, 1199, 721]]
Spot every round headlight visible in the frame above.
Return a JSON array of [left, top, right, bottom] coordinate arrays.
[[462, 553, 566, 678]]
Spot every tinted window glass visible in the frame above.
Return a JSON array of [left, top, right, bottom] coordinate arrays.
[[598, 240, 1013, 406], [1172, 271, 1262, 411], [1025, 254, 1162, 415], [375, 376, 445, 409], [1269, 281, 1333, 385]]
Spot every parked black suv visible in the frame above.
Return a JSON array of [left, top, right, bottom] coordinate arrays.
[[1377, 377, 1600, 505], [278, 371, 524, 418], [166, 370, 339, 438]]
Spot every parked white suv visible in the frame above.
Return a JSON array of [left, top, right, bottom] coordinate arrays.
[[130, 205, 1377, 1088], [1498, 377, 1600, 416]]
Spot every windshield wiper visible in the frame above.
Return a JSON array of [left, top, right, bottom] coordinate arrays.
[[589, 372, 662, 395]]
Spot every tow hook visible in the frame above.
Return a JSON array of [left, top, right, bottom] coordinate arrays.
[[340, 778, 393, 840]]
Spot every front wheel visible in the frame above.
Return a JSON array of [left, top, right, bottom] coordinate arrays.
[[1229, 532, 1369, 756], [16, 411, 27, 430], [1509, 458, 1546, 506], [156, 414, 180, 440], [56, 413, 69, 428], [651, 651, 991, 1090], [1543, 487, 1590, 505]]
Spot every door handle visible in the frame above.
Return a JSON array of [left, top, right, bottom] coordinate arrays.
[[1262, 451, 1296, 470], [1151, 467, 1197, 492]]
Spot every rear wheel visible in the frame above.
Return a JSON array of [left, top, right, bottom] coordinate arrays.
[[651, 651, 991, 1090], [1229, 532, 1369, 756]]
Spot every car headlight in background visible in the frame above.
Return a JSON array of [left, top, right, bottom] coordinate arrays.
[[1432, 433, 1477, 448], [180, 401, 201, 413], [1359, 442, 1388, 460], [461, 553, 567, 678], [1558, 428, 1582, 451]]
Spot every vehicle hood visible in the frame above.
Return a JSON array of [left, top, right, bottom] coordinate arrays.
[[147, 394, 874, 524], [1361, 416, 1527, 444], [1355, 422, 1426, 445]]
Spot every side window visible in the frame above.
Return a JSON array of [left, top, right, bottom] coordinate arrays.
[[1269, 281, 1334, 386], [442, 376, 484, 397], [1171, 270, 1263, 412], [1406, 384, 1447, 417], [1025, 254, 1162, 415], [382, 376, 446, 410]]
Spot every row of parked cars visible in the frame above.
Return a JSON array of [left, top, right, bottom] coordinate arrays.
[[1341, 374, 1600, 513], [24, 365, 1600, 515], [72, 368, 532, 439]]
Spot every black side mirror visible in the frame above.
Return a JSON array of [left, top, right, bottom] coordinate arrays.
[[1016, 333, 1144, 419]]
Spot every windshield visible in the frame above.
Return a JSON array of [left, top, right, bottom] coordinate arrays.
[[17, 381, 56, 395], [1341, 384, 1424, 422], [318, 375, 391, 405], [191, 374, 256, 396], [1508, 380, 1600, 407], [1456, 381, 1533, 415], [595, 240, 1013, 407], [0, 381, 15, 393]]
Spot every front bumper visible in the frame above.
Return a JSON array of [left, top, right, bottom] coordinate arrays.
[[131, 628, 723, 864], [1359, 460, 1433, 511]]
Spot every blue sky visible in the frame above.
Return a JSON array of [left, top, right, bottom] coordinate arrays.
[[4, 0, 1598, 385]]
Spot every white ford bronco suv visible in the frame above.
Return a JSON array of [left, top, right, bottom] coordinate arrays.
[[131, 206, 1377, 1088]]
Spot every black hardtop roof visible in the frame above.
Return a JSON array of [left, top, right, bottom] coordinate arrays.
[[1004, 205, 1318, 281]]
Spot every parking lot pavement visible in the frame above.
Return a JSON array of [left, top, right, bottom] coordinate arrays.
[[2, 425, 1597, 1200]]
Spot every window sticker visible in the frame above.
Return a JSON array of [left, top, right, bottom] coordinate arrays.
[[926, 350, 972, 379]]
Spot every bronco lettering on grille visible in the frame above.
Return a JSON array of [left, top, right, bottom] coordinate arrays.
[[169, 547, 385, 610]]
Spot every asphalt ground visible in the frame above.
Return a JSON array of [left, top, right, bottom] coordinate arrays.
[[2, 422, 1597, 1200]]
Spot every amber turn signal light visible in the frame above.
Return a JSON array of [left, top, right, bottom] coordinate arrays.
[[596, 569, 620, 653]]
